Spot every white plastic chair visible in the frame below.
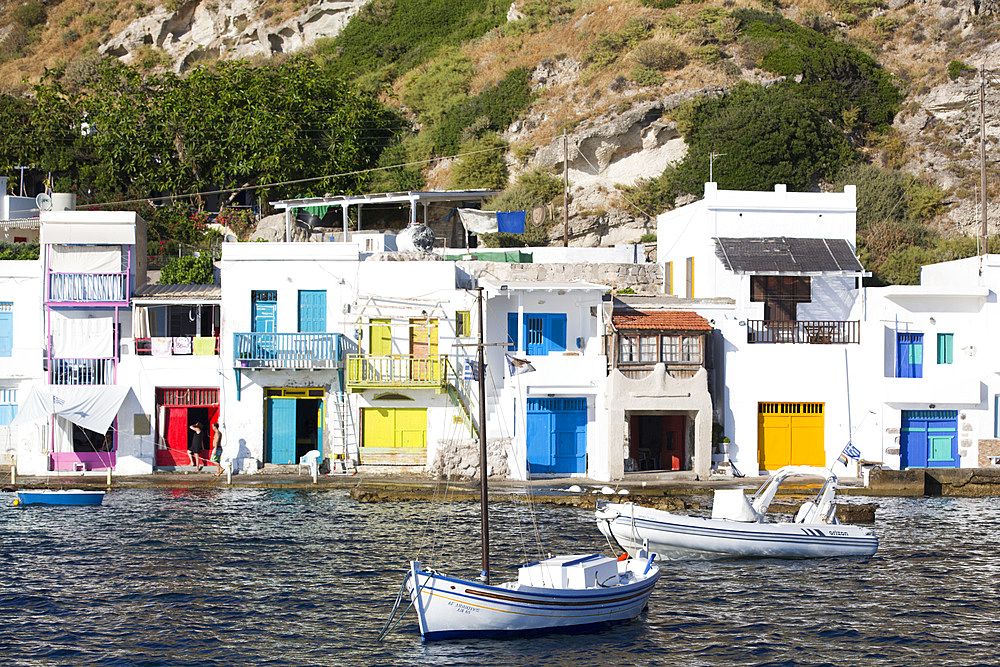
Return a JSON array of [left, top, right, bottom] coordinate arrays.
[[299, 450, 321, 476]]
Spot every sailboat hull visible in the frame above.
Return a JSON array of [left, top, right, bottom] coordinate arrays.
[[407, 556, 660, 641]]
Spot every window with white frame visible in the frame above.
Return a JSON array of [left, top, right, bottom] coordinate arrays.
[[620, 333, 703, 365]]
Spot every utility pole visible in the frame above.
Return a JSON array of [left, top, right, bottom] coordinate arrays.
[[981, 65, 989, 254], [709, 152, 725, 183], [563, 129, 569, 247]]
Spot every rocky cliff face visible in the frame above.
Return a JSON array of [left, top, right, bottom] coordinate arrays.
[[5, 0, 998, 243], [101, 0, 369, 72]]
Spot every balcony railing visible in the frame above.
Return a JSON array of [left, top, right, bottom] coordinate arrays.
[[346, 354, 447, 390], [747, 320, 860, 344], [49, 358, 116, 385], [233, 332, 343, 369], [48, 272, 128, 303]]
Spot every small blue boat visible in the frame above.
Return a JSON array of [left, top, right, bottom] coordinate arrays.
[[14, 490, 105, 506]]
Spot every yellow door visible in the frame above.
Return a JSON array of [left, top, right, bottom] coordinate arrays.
[[370, 319, 391, 356], [362, 407, 427, 448], [757, 403, 825, 470]]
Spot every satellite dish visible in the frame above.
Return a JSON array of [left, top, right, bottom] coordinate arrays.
[[531, 205, 546, 227], [35, 193, 52, 211]]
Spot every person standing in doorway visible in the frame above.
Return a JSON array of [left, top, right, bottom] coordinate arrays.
[[188, 422, 205, 469]]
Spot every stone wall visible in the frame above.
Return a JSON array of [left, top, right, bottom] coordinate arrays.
[[977, 439, 1000, 468], [430, 436, 511, 479], [458, 261, 662, 294]]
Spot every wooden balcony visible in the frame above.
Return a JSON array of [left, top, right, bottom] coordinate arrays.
[[747, 320, 860, 344], [47, 272, 128, 304], [233, 332, 343, 369], [346, 354, 447, 391]]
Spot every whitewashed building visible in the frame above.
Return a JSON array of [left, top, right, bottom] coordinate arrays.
[[854, 255, 1000, 470], [481, 280, 610, 480], [656, 183, 868, 476]]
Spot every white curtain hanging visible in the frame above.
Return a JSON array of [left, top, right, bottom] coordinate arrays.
[[48, 245, 122, 273], [50, 310, 114, 358]]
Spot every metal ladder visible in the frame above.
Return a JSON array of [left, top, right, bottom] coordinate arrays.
[[329, 389, 359, 474]]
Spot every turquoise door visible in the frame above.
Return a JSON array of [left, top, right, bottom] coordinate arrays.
[[526, 397, 587, 474], [252, 291, 277, 359], [901, 410, 958, 468], [298, 290, 326, 332], [266, 397, 297, 464], [0, 310, 12, 357]]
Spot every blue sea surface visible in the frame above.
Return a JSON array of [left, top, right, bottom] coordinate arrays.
[[0, 487, 996, 666]]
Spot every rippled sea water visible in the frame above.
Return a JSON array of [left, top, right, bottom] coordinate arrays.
[[1, 488, 996, 666]]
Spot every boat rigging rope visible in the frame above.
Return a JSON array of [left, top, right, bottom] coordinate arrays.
[[376, 573, 414, 642]]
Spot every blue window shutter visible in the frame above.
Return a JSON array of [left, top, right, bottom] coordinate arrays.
[[545, 314, 567, 353], [0, 312, 12, 357], [298, 290, 326, 332], [507, 313, 518, 352]]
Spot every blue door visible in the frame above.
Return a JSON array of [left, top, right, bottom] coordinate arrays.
[[266, 397, 297, 464], [298, 290, 326, 332], [901, 410, 959, 468], [896, 333, 923, 378], [526, 397, 587, 474]]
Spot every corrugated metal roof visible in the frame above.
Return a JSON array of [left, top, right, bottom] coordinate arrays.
[[612, 309, 712, 332], [714, 237, 863, 274], [133, 283, 221, 300]]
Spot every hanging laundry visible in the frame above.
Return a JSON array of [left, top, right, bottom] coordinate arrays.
[[151, 337, 173, 356]]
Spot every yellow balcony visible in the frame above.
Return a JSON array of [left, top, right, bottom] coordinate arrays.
[[346, 354, 447, 391]]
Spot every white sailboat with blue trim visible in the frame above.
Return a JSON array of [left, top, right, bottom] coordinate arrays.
[[596, 466, 878, 560], [394, 288, 660, 641]]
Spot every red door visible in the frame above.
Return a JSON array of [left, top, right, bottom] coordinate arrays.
[[156, 407, 190, 466], [663, 415, 686, 470]]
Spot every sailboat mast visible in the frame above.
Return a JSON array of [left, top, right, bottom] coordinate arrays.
[[476, 286, 490, 585]]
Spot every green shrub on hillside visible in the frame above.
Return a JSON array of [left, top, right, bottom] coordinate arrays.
[[432, 67, 533, 155], [740, 18, 901, 133], [629, 66, 664, 86], [831, 163, 946, 230], [670, 82, 856, 194], [12, 1, 46, 28], [314, 0, 509, 86], [450, 136, 509, 190], [947, 60, 975, 80], [368, 135, 428, 193], [399, 49, 474, 125], [629, 40, 688, 70], [584, 18, 655, 68], [503, 0, 578, 36], [617, 167, 677, 218]]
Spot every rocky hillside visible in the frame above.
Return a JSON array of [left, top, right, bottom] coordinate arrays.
[[0, 0, 998, 247]]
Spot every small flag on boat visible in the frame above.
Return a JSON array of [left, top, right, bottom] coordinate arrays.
[[837, 442, 862, 466], [505, 354, 536, 376]]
